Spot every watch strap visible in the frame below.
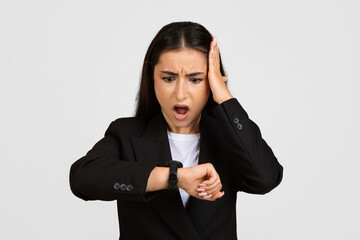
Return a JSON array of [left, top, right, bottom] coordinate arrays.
[[168, 160, 183, 191]]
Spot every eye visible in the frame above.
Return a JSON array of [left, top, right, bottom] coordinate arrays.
[[161, 77, 175, 83], [189, 78, 203, 84]]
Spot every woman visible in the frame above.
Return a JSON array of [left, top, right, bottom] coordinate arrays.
[[70, 21, 283, 239]]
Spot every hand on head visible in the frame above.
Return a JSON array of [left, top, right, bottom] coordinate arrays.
[[207, 37, 233, 104]]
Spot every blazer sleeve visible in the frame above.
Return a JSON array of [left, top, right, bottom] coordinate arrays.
[[69, 120, 158, 202], [213, 98, 283, 194]]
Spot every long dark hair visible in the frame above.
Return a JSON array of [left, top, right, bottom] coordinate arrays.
[[135, 21, 226, 120]]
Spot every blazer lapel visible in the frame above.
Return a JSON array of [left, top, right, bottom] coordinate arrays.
[[130, 113, 171, 167], [184, 109, 215, 209], [198, 111, 215, 165], [185, 111, 223, 229]]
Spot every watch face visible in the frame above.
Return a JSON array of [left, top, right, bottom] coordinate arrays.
[[169, 160, 183, 168]]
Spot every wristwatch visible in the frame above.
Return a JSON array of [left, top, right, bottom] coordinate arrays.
[[167, 160, 183, 191]]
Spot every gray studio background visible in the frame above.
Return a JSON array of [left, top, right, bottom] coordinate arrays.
[[1, 0, 359, 239]]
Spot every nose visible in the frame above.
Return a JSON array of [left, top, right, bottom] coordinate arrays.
[[175, 79, 188, 101]]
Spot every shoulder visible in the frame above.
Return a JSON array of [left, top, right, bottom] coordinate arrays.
[[105, 116, 147, 137]]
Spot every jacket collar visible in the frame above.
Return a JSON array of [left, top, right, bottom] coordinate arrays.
[[136, 109, 216, 166], [141, 111, 169, 143]]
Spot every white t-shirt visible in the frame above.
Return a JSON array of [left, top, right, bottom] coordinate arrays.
[[167, 131, 200, 207]]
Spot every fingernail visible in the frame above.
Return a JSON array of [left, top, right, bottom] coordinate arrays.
[[197, 188, 206, 192], [199, 192, 207, 196], [221, 191, 225, 197], [213, 36, 217, 46], [203, 194, 213, 199], [199, 183, 206, 187]]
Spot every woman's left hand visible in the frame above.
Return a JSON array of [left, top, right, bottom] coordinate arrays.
[[208, 37, 233, 104]]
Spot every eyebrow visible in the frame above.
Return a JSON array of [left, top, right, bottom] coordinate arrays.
[[160, 71, 204, 77]]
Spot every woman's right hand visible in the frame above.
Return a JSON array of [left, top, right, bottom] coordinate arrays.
[[178, 163, 224, 201]]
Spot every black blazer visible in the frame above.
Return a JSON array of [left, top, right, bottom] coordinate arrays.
[[70, 98, 283, 240]]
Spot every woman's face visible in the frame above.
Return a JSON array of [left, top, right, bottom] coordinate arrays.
[[154, 48, 210, 134]]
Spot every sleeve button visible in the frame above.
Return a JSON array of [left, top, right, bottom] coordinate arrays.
[[126, 184, 134, 192], [233, 118, 239, 124], [236, 123, 243, 130], [113, 182, 121, 190], [120, 184, 127, 191]]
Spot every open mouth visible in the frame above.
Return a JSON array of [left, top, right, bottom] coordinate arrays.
[[174, 106, 188, 115], [173, 105, 189, 120]]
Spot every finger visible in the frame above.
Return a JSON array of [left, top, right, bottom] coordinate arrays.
[[208, 41, 221, 83], [200, 182, 221, 198], [208, 43, 214, 70], [198, 183, 206, 188], [199, 181, 219, 192], [206, 183, 223, 195], [197, 181, 221, 197], [209, 37, 217, 61], [201, 168, 220, 186], [213, 191, 225, 200], [212, 36, 217, 52], [201, 173, 218, 186], [205, 191, 224, 201], [209, 38, 215, 56], [199, 190, 224, 201], [202, 191, 224, 201], [202, 194, 213, 200], [198, 192, 208, 197], [213, 37, 220, 66], [202, 177, 220, 190]]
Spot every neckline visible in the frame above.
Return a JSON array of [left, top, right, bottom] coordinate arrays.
[[167, 131, 200, 141]]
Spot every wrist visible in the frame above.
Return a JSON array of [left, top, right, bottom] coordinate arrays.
[[146, 167, 170, 192], [162, 167, 170, 190], [177, 168, 186, 189], [215, 92, 233, 104]]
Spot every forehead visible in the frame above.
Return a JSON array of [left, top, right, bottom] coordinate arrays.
[[156, 48, 207, 71]]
